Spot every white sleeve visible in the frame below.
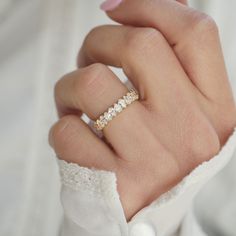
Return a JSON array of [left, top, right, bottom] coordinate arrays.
[[58, 128, 236, 236]]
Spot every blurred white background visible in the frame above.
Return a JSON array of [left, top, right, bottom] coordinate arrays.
[[0, 1, 235, 235]]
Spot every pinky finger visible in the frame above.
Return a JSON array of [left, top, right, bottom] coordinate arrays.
[[49, 115, 119, 171]]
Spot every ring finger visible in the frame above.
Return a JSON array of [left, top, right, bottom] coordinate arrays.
[[55, 63, 157, 162], [78, 25, 197, 104]]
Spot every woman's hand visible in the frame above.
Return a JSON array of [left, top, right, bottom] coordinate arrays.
[[49, 0, 236, 220]]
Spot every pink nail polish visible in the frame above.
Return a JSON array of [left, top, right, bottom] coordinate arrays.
[[100, 0, 123, 11]]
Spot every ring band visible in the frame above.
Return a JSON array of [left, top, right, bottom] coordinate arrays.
[[94, 89, 139, 131]]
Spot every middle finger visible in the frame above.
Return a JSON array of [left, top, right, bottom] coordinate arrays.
[[55, 63, 157, 162], [78, 25, 196, 104]]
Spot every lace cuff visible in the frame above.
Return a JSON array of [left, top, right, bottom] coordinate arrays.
[[58, 128, 236, 236], [58, 160, 118, 200]]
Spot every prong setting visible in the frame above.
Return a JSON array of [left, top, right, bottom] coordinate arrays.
[[94, 89, 139, 131]]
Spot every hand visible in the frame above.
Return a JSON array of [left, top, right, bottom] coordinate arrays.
[[49, 0, 236, 221]]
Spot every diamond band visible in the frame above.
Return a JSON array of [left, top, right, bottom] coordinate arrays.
[[94, 89, 139, 131]]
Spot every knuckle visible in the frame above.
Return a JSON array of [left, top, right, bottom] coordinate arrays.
[[77, 63, 106, 94], [195, 129, 220, 160], [83, 26, 99, 47], [83, 25, 107, 49], [54, 72, 74, 103], [54, 76, 64, 99], [50, 115, 78, 150], [191, 12, 219, 38], [124, 27, 165, 58], [216, 106, 236, 144], [86, 25, 105, 38], [187, 116, 220, 162]]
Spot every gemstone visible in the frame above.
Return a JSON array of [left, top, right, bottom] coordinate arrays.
[[114, 103, 122, 113], [124, 94, 133, 104], [118, 99, 126, 108], [104, 112, 112, 121], [94, 122, 98, 129], [95, 120, 103, 130], [108, 107, 116, 117], [100, 115, 107, 125]]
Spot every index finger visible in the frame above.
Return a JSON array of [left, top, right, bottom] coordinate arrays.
[[104, 0, 232, 102]]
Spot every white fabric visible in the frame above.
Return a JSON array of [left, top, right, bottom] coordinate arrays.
[[0, 1, 236, 236], [59, 129, 236, 236]]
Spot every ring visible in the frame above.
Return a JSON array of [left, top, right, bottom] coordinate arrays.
[[94, 89, 139, 131]]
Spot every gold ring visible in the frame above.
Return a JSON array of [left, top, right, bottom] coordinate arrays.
[[94, 89, 139, 131]]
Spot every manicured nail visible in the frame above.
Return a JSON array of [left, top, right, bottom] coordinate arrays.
[[100, 0, 123, 11]]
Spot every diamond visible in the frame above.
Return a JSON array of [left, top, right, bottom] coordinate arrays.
[[114, 103, 122, 113], [94, 120, 103, 130], [118, 99, 126, 108], [94, 89, 139, 131], [124, 94, 133, 104], [100, 115, 107, 125], [104, 112, 112, 121], [108, 107, 116, 117]]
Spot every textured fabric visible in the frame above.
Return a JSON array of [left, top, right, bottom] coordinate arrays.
[[59, 129, 236, 236]]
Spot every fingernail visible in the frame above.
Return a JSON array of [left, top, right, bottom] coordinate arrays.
[[100, 0, 123, 11]]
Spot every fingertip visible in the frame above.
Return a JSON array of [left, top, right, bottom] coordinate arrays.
[[177, 0, 188, 5], [100, 0, 123, 11]]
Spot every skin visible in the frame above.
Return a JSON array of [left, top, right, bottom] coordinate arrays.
[[49, 0, 236, 221]]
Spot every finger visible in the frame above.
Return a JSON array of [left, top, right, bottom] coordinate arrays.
[[78, 25, 196, 101], [55, 63, 155, 162], [55, 63, 127, 120], [49, 115, 180, 220], [177, 0, 188, 5], [103, 0, 231, 101], [49, 115, 118, 171], [51, 91, 181, 220]]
